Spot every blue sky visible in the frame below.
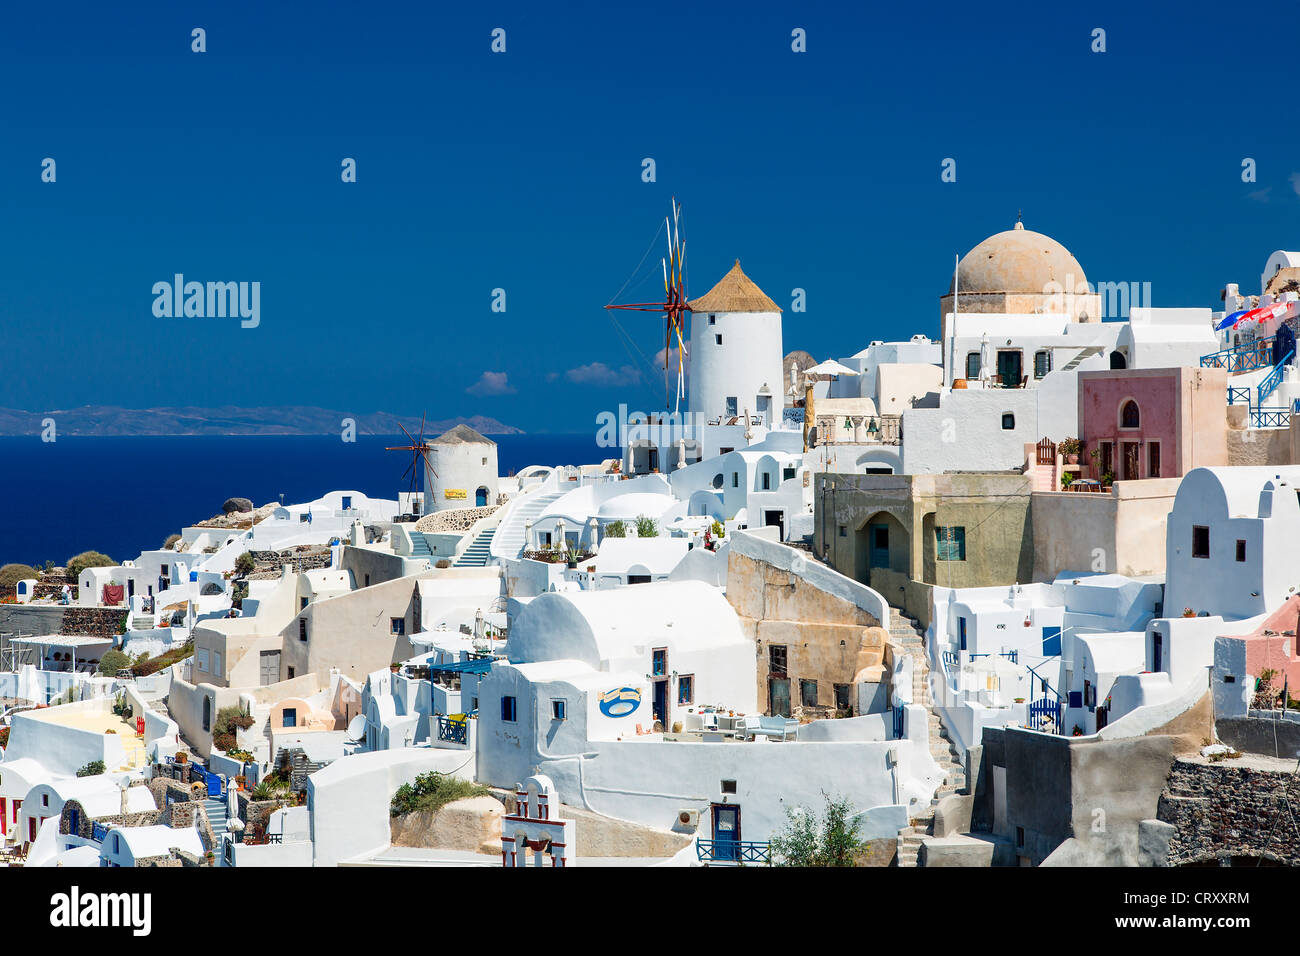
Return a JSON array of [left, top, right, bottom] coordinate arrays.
[[0, 0, 1294, 433]]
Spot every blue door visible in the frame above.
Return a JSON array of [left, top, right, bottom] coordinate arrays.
[[652, 680, 668, 729], [713, 804, 740, 862], [958, 617, 968, 651], [476, 487, 489, 507], [869, 524, 889, 569]]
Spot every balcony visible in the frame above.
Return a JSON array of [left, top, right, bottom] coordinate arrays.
[[696, 839, 772, 865], [436, 715, 469, 745]]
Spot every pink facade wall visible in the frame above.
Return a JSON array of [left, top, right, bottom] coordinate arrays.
[[1078, 368, 1227, 480], [1241, 601, 1300, 695]]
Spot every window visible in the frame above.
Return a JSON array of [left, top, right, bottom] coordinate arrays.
[[390, 617, 406, 636], [721, 779, 737, 794], [1192, 526, 1210, 559], [301, 597, 309, 610], [800, 679, 818, 707], [1016, 826, 1025, 847], [551, 699, 567, 721], [709, 314, 716, 325], [678, 674, 694, 704], [725, 397, 738, 417], [213, 652, 223, 678], [732, 472, 739, 488], [197, 648, 210, 672], [762, 472, 771, 490], [287, 666, 295, 679], [1236, 539, 1246, 562], [1148, 442, 1160, 478], [712, 473, 724, 489], [364, 574, 371, 588], [935, 526, 966, 561], [838, 525, 847, 537], [1120, 400, 1140, 429], [834, 683, 851, 711], [965, 352, 981, 380], [341, 496, 352, 510], [1001, 413, 1015, 430], [299, 512, 309, 523], [501, 696, 517, 722], [1034, 350, 1052, 378], [716, 334, 723, 346], [282, 707, 297, 728], [652, 648, 668, 677], [769, 644, 788, 675], [299, 618, 308, 642]]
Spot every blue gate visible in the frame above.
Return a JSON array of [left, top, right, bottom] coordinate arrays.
[[1027, 698, 1060, 733]]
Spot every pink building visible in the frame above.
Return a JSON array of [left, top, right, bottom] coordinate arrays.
[[1078, 367, 1227, 481]]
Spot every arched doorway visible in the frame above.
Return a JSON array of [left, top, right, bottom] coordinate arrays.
[[1109, 350, 1127, 369], [475, 486, 489, 507], [853, 512, 909, 589]]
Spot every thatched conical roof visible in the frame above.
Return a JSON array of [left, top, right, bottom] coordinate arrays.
[[432, 423, 495, 445], [687, 260, 781, 314]]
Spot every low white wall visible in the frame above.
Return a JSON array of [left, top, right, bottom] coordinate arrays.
[[308, 747, 476, 867]]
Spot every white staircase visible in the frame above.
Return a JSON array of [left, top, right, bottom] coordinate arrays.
[[489, 490, 566, 561], [455, 526, 497, 567], [889, 607, 967, 867]]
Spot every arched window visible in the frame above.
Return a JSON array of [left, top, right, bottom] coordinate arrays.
[[1120, 400, 1140, 429]]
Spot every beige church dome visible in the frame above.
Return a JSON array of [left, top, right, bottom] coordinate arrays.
[[948, 222, 1087, 295]]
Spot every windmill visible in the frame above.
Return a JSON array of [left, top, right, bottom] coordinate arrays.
[[605, 197, 690, 411], [385, 414, 437, 516]]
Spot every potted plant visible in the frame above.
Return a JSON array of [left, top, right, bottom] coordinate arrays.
[[175, 751, 188, 764], [1182, 607, 1195, 618], [1059, 437, 1081, 464], [1014, 697, 1025, 704]]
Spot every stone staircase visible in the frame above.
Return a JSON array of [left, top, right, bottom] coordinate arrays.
[[129, 613, 156, 631], [454, 526, 496, 567], [888, 606, 967, 867]]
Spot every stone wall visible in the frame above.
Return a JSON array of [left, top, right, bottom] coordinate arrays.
[[414, 505, 498, 534], [249, 546, 331, 574], [1152, 754, 1300, 865], [727, 548, 887, 719], [1227, 427, 1293, 467], [59, 607, 128, 639]]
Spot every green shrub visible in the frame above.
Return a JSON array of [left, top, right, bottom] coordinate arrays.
[[603, 520, 626, 538], [634, 515, 659, 538], [66, 550, 115, 581], [76, 760, 106, 777], [234, 552, 256, 576], [0, 563, 38, 593], [97, 649, 130, 676], [390, 771, 489, 817], [131, 641, 193, 677], [770, 792, 864, 867]]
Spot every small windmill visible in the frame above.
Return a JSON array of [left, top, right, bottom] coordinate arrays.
[[385, 414, 437, 515], [605, 197, 690, 411]]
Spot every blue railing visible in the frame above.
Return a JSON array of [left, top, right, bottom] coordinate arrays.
[[1027, 697, 1061, 733], [1228, 386, 1252, 406], [1201, 336, 1274, 373], [1251, 406, 1291, 428], [91, 821, 109, 844], [941, 650, 959, 670], [436, 715, 468, 745], [1258, 350, 1293, 406], [696, 839, 771, 865]]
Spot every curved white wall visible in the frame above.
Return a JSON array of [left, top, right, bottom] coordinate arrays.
[[689, 310, 784, 425], [426, 442, 499, 512]]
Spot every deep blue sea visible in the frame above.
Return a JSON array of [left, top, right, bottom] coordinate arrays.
[[0, 434, 605, 567]]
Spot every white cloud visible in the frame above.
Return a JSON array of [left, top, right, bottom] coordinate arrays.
[[465, 371, 516, 396], [565, 362, 642, 387]]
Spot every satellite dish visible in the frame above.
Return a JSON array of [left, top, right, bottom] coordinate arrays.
[[345, 715, 366, 742]]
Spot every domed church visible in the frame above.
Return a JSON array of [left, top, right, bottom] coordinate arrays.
[[938, 220, 1100, 342]]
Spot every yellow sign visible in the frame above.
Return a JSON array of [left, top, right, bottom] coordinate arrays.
[[444, 489, 467, 500]]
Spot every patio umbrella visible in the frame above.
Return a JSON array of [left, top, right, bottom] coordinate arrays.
[[802, 359, 860, 380]]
